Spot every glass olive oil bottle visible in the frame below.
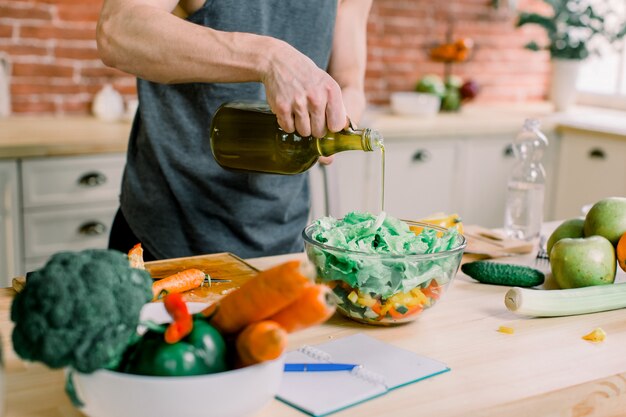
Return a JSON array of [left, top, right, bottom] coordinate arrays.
[[210, 102, 383, 175]]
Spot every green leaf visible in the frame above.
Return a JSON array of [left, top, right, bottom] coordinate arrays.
[[517, 12, 558, 34], [565, 14, 588, 28], [524, 41, 543, 51], [586, 5, 605, 23]]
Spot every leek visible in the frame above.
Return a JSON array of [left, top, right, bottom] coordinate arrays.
[[504, 283, 626, 317]]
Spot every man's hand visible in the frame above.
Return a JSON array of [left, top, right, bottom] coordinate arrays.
[[261, 41, 348, 139]]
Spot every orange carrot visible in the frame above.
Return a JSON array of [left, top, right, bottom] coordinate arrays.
[[235, 320, 288, 367], [128, 243, 145, 270], [268, 284, 336, 333], [203, 260, 315, 334], [163, 293, 193, 344], [152, 268, 206, 300]]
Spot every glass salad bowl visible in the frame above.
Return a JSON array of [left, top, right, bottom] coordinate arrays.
[[303, 213, 466, 325]]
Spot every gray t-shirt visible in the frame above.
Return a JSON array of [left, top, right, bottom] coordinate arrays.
[[120, 0, 338, 259]]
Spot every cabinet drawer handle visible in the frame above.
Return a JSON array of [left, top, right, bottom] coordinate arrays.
[[78, 171, 107, 187], [503, 144, 514, 158], [78, 221, 107, 236], [412, 150, 431, 163], [588, 148, 606, 160]]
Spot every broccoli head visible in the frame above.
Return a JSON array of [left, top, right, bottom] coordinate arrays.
[[11, 249, 153, 373]]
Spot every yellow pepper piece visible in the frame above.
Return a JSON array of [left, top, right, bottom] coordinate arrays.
[[380, 300, 393, 315], [347, 291, 358, 304], [410, 288, 429, 306], [357, 296, 377, 308], [582, 327, 606, 343], [497, 326, 515, 335]]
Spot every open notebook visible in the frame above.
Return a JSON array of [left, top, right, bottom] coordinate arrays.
[[276, 333, 449, 417]]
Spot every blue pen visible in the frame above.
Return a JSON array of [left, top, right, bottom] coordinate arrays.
[[284, 363, 360, 372]]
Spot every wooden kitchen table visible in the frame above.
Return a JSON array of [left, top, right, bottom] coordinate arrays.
[[3, 249, 626, 417]]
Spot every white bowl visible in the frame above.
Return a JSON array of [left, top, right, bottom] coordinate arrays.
[[390, 92, 441, 117], [71, 303, 285, 417]]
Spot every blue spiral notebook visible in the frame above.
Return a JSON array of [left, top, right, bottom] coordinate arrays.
[[276, 333, 449, 417]]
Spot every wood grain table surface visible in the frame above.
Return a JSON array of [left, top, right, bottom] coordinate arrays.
[[3, 227, 626, 417]]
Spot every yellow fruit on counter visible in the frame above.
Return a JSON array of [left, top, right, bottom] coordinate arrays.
[[582, 327, 606, 343], [497, 326, 515, 335], [410, 213, 463, 235]]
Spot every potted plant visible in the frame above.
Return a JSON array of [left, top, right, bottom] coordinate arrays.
[[517, 0, 626, 111]]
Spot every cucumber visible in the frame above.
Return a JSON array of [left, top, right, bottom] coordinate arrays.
[[461, 261, 544, 287]]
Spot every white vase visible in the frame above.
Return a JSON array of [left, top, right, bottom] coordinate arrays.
[[0, 52, 11, 118], [92, 84, 125, 122], [549, 58, 582, 112]]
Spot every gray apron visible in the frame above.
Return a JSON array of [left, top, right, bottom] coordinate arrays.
[[121, 0, 338, 259]]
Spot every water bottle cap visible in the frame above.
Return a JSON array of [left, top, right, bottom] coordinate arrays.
[[522, 119, 541, 131]]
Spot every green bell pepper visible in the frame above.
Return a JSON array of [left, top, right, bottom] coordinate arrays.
[[122, 318, 228, 377]]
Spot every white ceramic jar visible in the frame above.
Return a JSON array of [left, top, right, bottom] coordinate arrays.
[[92, 84, 125, 122]]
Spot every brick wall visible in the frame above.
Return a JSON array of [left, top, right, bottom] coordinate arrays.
[[0, 0, 134, 114], [366, 0, 550, 104], [0, 0, 550, 115]]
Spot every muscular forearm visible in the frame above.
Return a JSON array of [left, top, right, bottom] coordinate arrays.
[[98, 0, 356, 138], [341, 86, 367, 126], [329, 0, 373, 128], [97, 3, 283, 84]]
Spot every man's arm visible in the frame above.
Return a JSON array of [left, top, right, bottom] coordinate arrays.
[[97, 0, 347, 137], [327, 0, 373, 126]]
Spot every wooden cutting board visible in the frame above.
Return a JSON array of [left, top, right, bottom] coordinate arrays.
[[463, 225, 535, 258], [12, 252, 259, 304]]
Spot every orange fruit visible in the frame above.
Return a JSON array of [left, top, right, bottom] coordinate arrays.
[[617, 232, 626, 273]]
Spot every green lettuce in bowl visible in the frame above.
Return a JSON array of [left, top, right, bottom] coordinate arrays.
[[303, 211, 466, 325]]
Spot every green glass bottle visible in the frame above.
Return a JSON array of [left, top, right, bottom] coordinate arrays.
[[210, 101, 383, 175]]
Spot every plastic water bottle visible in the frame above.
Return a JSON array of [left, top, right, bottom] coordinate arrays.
[[503, 119, 548, 241]]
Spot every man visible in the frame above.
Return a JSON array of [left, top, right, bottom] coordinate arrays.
[[97, 0, 373, 260]]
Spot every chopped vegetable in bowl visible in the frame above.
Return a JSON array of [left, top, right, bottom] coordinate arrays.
[[303, 211, 466, 325]]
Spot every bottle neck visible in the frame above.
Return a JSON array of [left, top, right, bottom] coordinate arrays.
[[317, 128, 383, 156]]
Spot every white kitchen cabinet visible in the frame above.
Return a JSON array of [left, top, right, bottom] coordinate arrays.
[[309, 151, 381, 220], [313, 128, 560, 229], [461, 137, 516, 227], [23, 204, 119, 259], [553, 130, 626, 219], [331, 151, 375, 217], [0, 161, 21, 286], [308, 164, 326, 221], [21, 154, 125, 208], [20, 153, 126, 271], [367, 139, 462, 220]]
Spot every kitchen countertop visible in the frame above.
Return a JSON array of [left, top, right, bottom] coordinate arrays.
[[3, 222, 626, 417], [554, 106, 626, 138], [363, 102, 557, 139], [365, 102, 626, 140], [0, 103, 624, 159], [0, 116, 131, 159]]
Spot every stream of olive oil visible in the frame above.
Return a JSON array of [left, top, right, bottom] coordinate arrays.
[[380, 144, 386, 213]]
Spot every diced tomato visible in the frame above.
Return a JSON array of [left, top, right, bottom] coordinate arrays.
[[389, 304, 423, 319], [371, 300, 382, 315], [422, 280, 442, 300]]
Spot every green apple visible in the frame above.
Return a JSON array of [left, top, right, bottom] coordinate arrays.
[[583, 197, 626, 246], [550, 236, 616, 289], [415, 75, 445, 98], [546, 218, 585, 255]]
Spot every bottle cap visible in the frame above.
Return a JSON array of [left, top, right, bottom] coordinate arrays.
[[522, 118, 541, 131]]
